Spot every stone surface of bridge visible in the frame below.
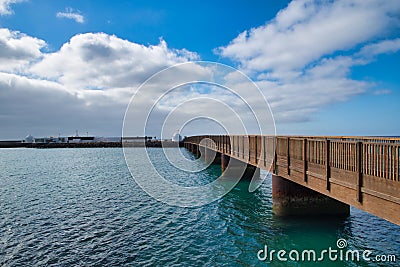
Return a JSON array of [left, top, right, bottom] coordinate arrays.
[[183, 135, 400, 226]]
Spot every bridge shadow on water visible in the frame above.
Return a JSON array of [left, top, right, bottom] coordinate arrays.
[[176, 147, 398, 266], [208, 169, 393, 267]]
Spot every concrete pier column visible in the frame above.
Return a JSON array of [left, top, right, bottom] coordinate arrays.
[[194, 145, 200, 158], [213, 152, 221, 165], [199, 146, 206, 160], [221, 154, 230, 172], [204, 148, 221, 165], [190, 144, 194, 153], [242, 164, 260, 181], [222, 157, 260, 181], [272, 175, 350, 217]]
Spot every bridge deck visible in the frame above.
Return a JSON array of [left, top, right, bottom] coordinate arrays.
[[183, 135, 400, 225]]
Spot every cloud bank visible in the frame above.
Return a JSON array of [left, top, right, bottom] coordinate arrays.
[[0, 29, 199, 139], [217, 0, 400, 125], [0, 28, 45, 71], [1, 0, 400, 139]]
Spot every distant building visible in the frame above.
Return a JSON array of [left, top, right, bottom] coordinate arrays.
[[34, 137, 68, 143], [24, 134, 34, 143], [122, 136, 152, 143], [24, 134, 139, 144], [68, 136, 95, 143], [172, 131, 182, 142], [95, 137, 122, 143]]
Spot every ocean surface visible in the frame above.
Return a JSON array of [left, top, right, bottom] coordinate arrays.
[[0, 148, 399, 266]]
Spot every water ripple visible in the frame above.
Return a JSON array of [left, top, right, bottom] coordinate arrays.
[[0, 148, 399, 266]]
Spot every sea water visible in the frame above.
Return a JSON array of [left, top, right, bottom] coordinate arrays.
[[0, 148, 399, 266]]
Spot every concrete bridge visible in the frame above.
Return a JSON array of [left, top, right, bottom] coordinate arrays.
[[183, 135, 400, 226]]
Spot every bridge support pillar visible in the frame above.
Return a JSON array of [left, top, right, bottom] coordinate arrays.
[[194, 145, 200, 158], [189, 144, 200, 158], [221, 154, 230, 172], [272, 175, 349, 217], [202, 147, 221, 165], [222, 155, 260, 180]]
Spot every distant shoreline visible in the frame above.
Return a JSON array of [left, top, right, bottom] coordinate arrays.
[[0, 141, 183, 149]]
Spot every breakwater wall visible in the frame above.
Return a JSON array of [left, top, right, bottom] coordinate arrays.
[[0, 141, 183, 149]]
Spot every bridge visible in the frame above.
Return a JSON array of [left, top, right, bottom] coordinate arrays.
[[183, 135, 400, 226]]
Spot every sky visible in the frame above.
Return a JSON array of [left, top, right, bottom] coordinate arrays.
[[0, 0, 399, 140]]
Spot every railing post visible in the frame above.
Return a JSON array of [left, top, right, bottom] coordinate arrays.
[[223, 135, 225, 154], [287, 137, 290, 176], [224, 135, 226, 153], [262, 136, 266, 167], [232, 136, 235, 156], [242, 136, 245, 160], [274, 140, 278, 175], [325, 139, 330, 191], [228, 136, 231, 155], [226, 135, 228, 154], [248, 136, 250, 162], [255, 136, 258, 165], [356, 141, 363, 203], [303, 138, 307, 183]]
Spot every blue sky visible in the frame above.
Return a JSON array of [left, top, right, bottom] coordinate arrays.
[[0, 0, 399, 139], [2, 0, 287, 57]]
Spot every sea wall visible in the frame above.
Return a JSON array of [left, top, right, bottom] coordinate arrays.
[[0, 141, 183, 149]]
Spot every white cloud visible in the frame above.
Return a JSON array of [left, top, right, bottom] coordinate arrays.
[[258, 74, 368, 123], [218, 0, 400, 74], [373, 89, 391, 95], [217, 0, 400, 126], [31, 33, 199, 89], [56, 7, 85, 24], [0, 72, 128, 138], [0, 0, 25, 15], [358, 38, 400, 59], [255, 40, 400, 123], [0, 30, 201, 139], [0, 28, 46, 71]]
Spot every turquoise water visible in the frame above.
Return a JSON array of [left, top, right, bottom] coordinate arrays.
[[0, 148, 399, 266]]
